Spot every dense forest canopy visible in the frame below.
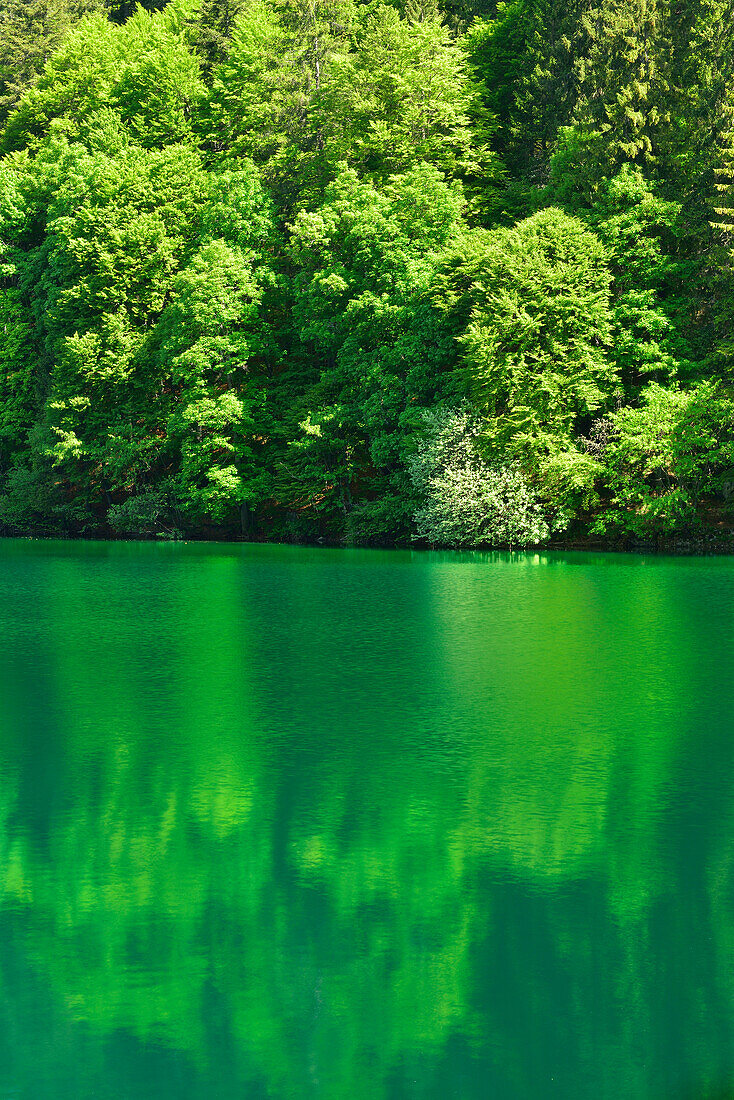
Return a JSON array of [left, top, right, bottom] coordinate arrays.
[[0, 0, 733, 544]]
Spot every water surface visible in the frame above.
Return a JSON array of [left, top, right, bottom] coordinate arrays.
[[0, 540, 732, 1098]]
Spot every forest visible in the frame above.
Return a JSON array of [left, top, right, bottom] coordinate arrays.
[[0, 0, 733, 546]]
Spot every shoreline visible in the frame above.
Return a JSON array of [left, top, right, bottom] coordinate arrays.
[[2, 529, 734, 556]]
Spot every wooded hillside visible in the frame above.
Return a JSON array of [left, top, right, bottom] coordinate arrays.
[[0, 0, 732, 545]]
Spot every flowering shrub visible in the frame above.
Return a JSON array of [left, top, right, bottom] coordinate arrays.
[[409, 407, 549, 547]]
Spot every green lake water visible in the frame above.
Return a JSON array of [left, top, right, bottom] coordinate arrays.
[[0, 539, 733, 1098]]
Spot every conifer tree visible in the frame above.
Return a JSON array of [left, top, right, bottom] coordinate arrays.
[[515, 0, 586, 179], [405, 0, 439, 23], [469, 0, 587, 182], [710, 93, 734, 369], [572, 0, 668, 174], [108, 0, 170, 22], [192, 0, 246, 70], [665, 0, 733, 170], [663, 0, 734, 207], [712, 101, 734, 241]]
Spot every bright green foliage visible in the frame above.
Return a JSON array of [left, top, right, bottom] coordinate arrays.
[[591, 172, 691, 388], [157, 237, 267, 522], [595, 381, 734, 535], [206, 1, 298, 171], [0, 0, 732, 544], [207, 0, 486, 210], [319, 5, 483, 178], [0, 83, 275, 531], [284, 164, 464, 539], [207, 0, 356, 208], [3, 0, 203, 153], [439, 208, 614, 454], [31, 139, 207, 494], [0, 281, 38, 468], [0, 0, 103, 128], [0, 164, 39, 467], [550, 161, 692, 387], [432, 208, 616, 525]]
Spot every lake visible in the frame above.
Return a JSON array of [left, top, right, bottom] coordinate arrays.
[[0, 539, 732, 1098]]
